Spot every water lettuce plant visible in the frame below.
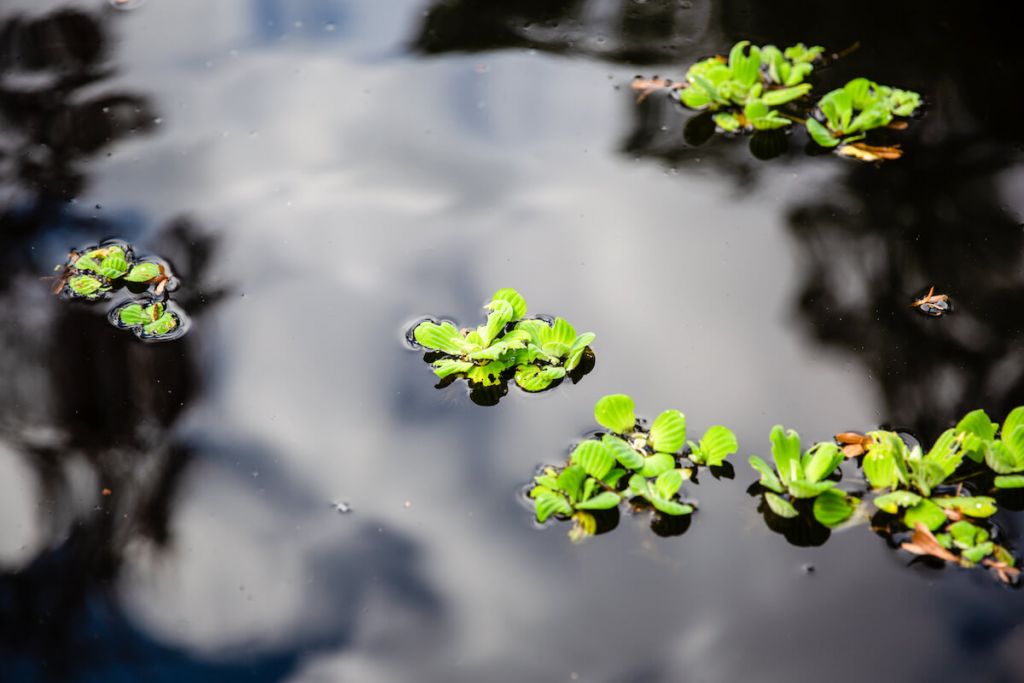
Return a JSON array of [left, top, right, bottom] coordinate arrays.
[[749, 426, 860, 529], [805, 78, 922, 159], [411, 288, 595, 396], [529, 394, 738, 541], [51, 241, 187, 342], [634, 41, 925, 161], [678, 41, 819, 133]]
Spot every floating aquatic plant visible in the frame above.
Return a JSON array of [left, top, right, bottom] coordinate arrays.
[[51, 240, 187, 342], [805, 78, 922, 160], [529, 394, 738, 541], [411, 288, 595, 397], [633, 41, 924, 161], [749, 426, 860, 528]]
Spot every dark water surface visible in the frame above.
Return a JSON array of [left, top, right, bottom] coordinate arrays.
[[2, 1, 1024, 681]]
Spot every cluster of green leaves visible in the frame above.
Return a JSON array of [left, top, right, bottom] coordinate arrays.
[[412, 289, 594, 393], [845, 408, 1023, 580], [749, 426, 860, 528], [680, 41, 821, 132], [806, 77, 922, 148], [110, 299, 180, 339], [954, 407, 1024, 489], [529, 394, 738, 541], [55, 241, 186, 341], [59, 243, 166, 300]]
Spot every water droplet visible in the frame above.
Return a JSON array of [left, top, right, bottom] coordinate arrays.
[[332, 501, 352, 514]]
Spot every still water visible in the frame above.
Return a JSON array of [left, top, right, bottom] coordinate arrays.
[[2, 1, 1023, 681]]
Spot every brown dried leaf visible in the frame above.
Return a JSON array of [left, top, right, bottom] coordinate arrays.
[[631, 77, 684, 103], [835, 432, 871, 458], [901, 522, 959, 563], [837, 143, 904, 162]]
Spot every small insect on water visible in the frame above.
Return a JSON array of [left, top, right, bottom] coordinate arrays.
[[911, 286, 951, 317]]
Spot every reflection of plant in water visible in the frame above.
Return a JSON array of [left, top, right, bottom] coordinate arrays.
[[52, 240, 188, 341], [806, 78, 922, 160], [529, 394, 738, 541], [411, 288, 595, 396]]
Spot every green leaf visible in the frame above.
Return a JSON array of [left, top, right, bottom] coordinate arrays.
[[99, 248, 129, 279], [764, 492, 798, 518], [480, 299, 515, 346], [465, 361, 509, 386], [563, 333, 595, 372], [570, 441, 615, 481], [931, 496, 997, 518], [787, 479, 835, 499], [649, 410, 686, 454], [957, 409, 998, 462], [813, 489, 858, 528], [1002, 407, 1024, 444], [118, 303, 149, 326], [873, 490, 922, 514], [648, 496, 693, 516], [73, 255, 102, 274], [924, 429, 962, 478], [143, 312, 178, 337], [713, 112, 742, 132], [903, 499, 947, 531], [691, 425, 738, 467], [514, 364, 565, 392], [761, 83, 810, 106], [948, 520, 988, 548], [594, 394, 636, 434], [602, 434, 645, 471], [995, 475, 1024, 489], [575, 491, 621, 511], [414, 321, 468, 355], [770, 425, 803, 487], [984, 441, 1021, 474], [535, 493, 573, 523], [749, 455, 784, 493], [654, 469, 684, 500], [862, 432, 907, 490], [640, 453, 676, 478], [556, 465, 586, 501], [68, 274, 105, 297], [603, 467, 627, 487], [430, 359, 473, 379], [491, 288, 527, 320], [124, 261, 161, 282], [962, 542, 994, 564], [802, 443, 843, 484], [806, 117, 839, 147]]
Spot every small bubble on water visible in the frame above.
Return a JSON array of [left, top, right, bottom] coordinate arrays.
[[324, 22, 336, 32], [332, 501, 352, 514], [801, 563, 815, 574], [153, 117, 162, 125]]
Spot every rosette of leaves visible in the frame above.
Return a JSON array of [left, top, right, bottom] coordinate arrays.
[[110, 299, 182, 340], [529, 455, 626, 543], [680, 41, 814, 133], [953, 407, 1024, 489], [528, 395, 738, 540], [749, 425, 859, 528], [411, 288, 595, 392], [858, 428, 996, 531], [57, 243, 172, 299], [805, 78, 922, 157]]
